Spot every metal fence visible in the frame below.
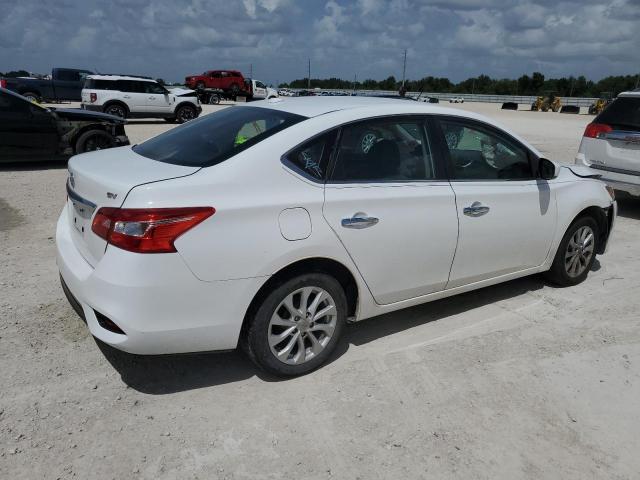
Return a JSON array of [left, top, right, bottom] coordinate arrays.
[[291, 88, 598, 107]]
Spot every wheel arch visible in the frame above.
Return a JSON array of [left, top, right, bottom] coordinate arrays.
[[569, 205, 611, 254], [174, 101, 198, 114], [240, 257, 360, 337], [102, 100, 129, 116], [69, 124, 112, 153]]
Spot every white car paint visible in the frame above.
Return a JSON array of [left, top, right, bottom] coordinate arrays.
[[575, 91, 640, 196], [57, 97, 616, 357]]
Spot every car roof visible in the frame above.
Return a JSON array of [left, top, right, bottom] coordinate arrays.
[[618, 91, 640, 98], [86, 75, 156, 82], [244, 96, 483, 119]]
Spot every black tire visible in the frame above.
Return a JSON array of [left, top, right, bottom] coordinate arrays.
[[208, 94, 220, 105], [196, 81, 205, 90], [544, 216, 599, 287], [75, 129, 115, 154], [230, 83, 240, 95], [175, 104, 197, 124], [103, 103, 127, 119], [22, 91, 40, 103], [243, 273, 347, 377]]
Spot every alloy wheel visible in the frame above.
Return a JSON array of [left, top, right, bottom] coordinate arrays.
[[268, 287, 337, 365], [564, 225, 595, 278]]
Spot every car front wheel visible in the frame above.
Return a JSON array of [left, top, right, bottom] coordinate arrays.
[[75, 129, 115, 154], [545, 216, 599, 286], [243, 273, 347, 376], [175, 105, 197, 123]]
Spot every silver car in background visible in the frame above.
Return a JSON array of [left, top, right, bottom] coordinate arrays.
[[576, 91, 640, 196]]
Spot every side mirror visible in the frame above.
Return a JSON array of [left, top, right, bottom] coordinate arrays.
[[538, 157, 559, 180]]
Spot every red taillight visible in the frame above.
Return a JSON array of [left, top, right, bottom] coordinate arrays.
[[90, 92, 97, 103], [584, 123, 612, 139], [0, 79, 6, 89], [91, 207, 215, 253]]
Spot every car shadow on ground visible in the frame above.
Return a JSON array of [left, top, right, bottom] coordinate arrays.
[[0, 160, 68, 171], [99, 275, 546, 394], [616, 195, 640, 220]]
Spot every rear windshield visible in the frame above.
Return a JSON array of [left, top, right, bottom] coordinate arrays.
[[132, 106, 306, 167], [596, 96, 640, 130]]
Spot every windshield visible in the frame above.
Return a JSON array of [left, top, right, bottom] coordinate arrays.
[[133, 106, 306, 167]]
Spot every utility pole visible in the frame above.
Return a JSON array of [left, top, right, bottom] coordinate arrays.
[[402, 49, 407, 88], [353, 73, 357, 94], [472, 78, 475, 95], [307, 58, 311, 90], [249, 64, 253, 79]]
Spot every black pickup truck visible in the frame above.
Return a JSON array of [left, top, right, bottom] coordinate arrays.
[[0, 68, 93, 103]]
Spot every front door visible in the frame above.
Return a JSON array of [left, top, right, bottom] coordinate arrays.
[[144, 82, 173, 113], [322, 116, 458, 305], [435, 117, 557, 288]]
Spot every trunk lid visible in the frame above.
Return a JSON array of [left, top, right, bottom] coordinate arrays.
[[66, 146, 199, 266]]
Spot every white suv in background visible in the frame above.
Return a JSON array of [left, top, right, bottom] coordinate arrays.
[[81, 75, 202, 123], [576, 91, 640, 196]]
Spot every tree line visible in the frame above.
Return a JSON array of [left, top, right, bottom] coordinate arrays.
[[281, 72, 640, 97]]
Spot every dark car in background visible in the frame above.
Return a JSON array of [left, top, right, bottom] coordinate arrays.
[[0, 88, 128, 163], [0, 68, 93, 103]]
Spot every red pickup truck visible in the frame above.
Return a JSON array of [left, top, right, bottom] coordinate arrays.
[[184, 70, 245, 94]]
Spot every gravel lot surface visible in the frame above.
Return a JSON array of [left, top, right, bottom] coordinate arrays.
[[1, 101, 639, 479]]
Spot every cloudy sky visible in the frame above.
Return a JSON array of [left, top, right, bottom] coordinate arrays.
[[1, 0, 638, 85]]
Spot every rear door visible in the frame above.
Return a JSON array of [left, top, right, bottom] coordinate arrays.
[[590, 96, 640, 174], [0, 91, 59, 161], [322, 116, 458, 305], [434, 116, 556, 288], [253, 81, 268, 99]]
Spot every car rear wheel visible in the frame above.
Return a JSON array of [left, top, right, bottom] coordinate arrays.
[[75, 129, 115, 154], [243, 273, 347, 377], [545, 216, 599, 286], [196, 81, 205, 90], [175, 105, 197, 123], [104, 103, 127, 119]]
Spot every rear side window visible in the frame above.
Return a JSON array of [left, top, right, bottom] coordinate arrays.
[[133, 106, 306, 167], [283, 131, 338, 181], [57, 70, 80, 81], [84, 79, 119, 90], [597, 97, 640, 130], [330, 117, 436, 182]]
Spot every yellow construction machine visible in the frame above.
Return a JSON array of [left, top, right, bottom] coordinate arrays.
[[531, 92, 561, 112], [588, 92, 612, 115]]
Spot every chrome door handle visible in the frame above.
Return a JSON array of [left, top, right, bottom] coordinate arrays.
[[341, 213, 379, 229], [463, 201, 490, 217], [123, 95, 131, 99], [148, 96, 155, 99]]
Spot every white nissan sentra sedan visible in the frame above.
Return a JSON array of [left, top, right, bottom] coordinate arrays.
[[57, 97, 616, 376]]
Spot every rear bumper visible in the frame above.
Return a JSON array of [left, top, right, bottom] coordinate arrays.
[[55, 206, 265, 355], [81, 103, 102, 112], [575, 150, 640, 197]]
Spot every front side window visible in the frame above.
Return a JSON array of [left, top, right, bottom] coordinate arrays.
[[330, 117, 435, 182], [133, 106, 306, 167], [283, 131, 338, 181], [439, 119, 533, 180], [144, 82, 167, 94]]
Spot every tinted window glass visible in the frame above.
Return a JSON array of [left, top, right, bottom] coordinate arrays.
[[85, 79, 119, 90], [284, 131, 337, 181], [56, 70, 80, 82], [133, 106, 306, 167], [440, 119, 533, 180], [331, 118, 435, 182], [596, 97, 640, 130]]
